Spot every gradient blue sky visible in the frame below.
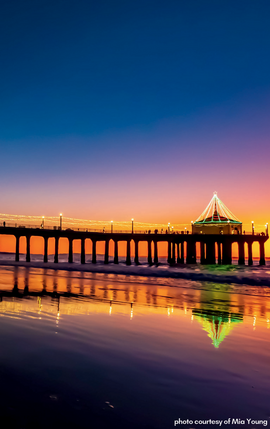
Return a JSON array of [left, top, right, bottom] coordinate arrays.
[[0, 0, 270, 225]]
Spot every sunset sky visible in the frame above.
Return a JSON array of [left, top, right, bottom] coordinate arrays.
[[0, 0, 269, 255]]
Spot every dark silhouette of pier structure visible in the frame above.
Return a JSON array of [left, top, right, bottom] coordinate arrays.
[[0, 225, 268, 266]]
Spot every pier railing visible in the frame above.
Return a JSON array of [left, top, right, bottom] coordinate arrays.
[[0, 222, 182, 234], [0, 222, 267, 235]]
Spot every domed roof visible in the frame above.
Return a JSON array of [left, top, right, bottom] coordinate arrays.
[[194, 192, 241, 224]]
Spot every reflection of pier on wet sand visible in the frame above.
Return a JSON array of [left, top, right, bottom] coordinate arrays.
[[0, 266, 269, 348]]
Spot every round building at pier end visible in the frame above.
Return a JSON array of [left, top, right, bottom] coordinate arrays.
[[192, 192, 242, 235]]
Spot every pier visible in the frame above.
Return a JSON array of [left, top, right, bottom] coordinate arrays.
[[0, 225, 268, 266]]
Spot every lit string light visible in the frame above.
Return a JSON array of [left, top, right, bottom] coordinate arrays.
[[0, 212, 267, 232]]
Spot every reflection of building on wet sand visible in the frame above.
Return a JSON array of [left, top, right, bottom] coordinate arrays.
[[191, 283, 270, 346], [191, 284, 244, 347], [0, 268, 269, 341], [193, 309, 243, 348]]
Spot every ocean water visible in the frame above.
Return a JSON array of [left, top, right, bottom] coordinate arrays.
[[1, 252, 270, 286], [1, 251, 269, 267], [0, 264, 269, 428]]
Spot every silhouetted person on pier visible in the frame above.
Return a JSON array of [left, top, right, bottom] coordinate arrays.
[[3, 221, 5, 227], [243, 230, 245, 235]]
